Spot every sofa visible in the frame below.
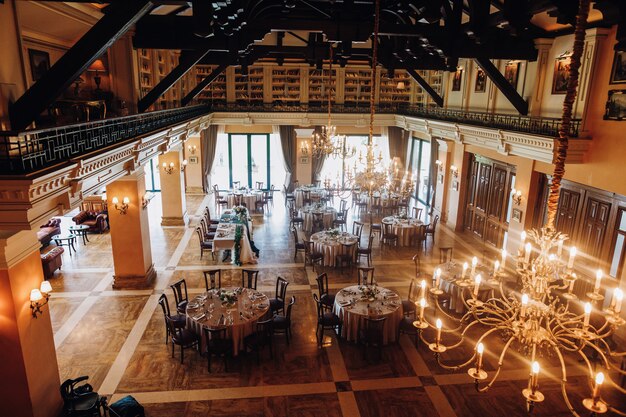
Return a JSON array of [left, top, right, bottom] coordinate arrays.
[[41, 246, 64, 279], [72, 211, 109, 233], [37, 218, 62, 246]]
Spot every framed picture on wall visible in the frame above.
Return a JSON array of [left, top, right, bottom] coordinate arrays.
[[504, 61, 520, 88], [452, 68, 464, 91], [512, 208, 523, 223], [188, 156, 199, 164], [451, 180, 459, 191], [604, 90, 626, 120], [610, 51, 626, 84], [474, 68, 486, 93], [552, 55, 571, 94], [28, 49, 50, 82]]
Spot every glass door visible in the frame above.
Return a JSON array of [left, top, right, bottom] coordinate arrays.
[[250, 134, 269, 189], [211, 134, 273, 189], [230, 134, 249, 188]]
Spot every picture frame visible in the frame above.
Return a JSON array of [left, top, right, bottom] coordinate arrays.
[[438, 174, 444, 184], [504, 61, 520, 88], [610, 51, 626, 84], [28, 49, 50, 82], [552, 56, 571, 95], [451, 180, 459, 191], [604, 90, 626, 120], [474, 68, 486, 93], [512, 208, 522, 223], [300, 156, 310, 164], [452, 68, 464, 92], [188, 156, 199, 164]]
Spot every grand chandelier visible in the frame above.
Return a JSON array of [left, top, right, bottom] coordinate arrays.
[[413, 1, 625, 414]]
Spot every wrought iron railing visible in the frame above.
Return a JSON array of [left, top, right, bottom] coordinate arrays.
[[0, 105, 210, 174], [0, 102, 581, 175], [207, 102, 581, 138]]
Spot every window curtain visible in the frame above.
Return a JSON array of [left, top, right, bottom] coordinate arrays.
[[428, 139, 439, 212], [387, 126, 410, 169], [200, 125, 218, 193], [278, 125, 297, 189], [311, 126, 326, 184]]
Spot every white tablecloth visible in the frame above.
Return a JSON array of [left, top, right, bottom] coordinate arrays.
[[382, 216, 423, 246], [186, 288, 269, 356], [227, 192, 262, 208], [333, 285, 402, 344], [212, 210, 256, 264], [310, 231, 358, 267], [294, 187, 325, 208], [299, 206, 337, 232]]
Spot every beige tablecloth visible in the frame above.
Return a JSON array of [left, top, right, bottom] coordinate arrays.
[[310, 231, 358, 267], [382, 216, 423, 246], [294, 187, 325, 208], [212, 211, 256, 264], [186, 288, 269, 356], [227, 192, 262, 208], [300, 206, 337, 232], [333, 285, 402, 344]]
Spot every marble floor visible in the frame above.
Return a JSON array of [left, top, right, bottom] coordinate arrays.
[[46, 193, 621, 417]]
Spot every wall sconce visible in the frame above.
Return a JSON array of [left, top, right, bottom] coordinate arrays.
[[435, 159, 443, 172], [450, 165, 459, 178], [112, 196, 129, 214], [30, 280, 52, 318], [142, 192, 155, 209], [300, 141, 309, 156], [511, 188, 523, 205], [181, 159, 188, 172], [162, 162, 175, 175], [188, 145, 197, 155]]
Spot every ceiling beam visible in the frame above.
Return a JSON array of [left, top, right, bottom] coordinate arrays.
[[181, 64, 227, 106], [138, 47, 212, 113], [9, 1, 153, 130], [475, 57, 528, 115], [406, 68, 444, 107]]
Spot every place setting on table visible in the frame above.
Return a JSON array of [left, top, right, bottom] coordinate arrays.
[[381, 214, 423, 246], [294, 185, 326, 208], [333, 283, 403, 344], [226, 188, 264, 208], [309, 229, 359, 267], [213, 207, 259, 265], [186, 287, 270, 356], [299, 203, 337, 232]]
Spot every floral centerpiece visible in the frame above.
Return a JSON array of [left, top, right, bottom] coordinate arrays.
[[233, 206, 247, 217], [219, 289, 238, 307], [326, 228, 341, 238], [359, 285, 379, 302]]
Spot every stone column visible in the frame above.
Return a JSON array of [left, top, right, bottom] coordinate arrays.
[[528, 38, 554, 117], [183, 135, 203, 193], [158, 149, 189, 226], [106, 168, 155, 288], [0, 229, 62, 417]]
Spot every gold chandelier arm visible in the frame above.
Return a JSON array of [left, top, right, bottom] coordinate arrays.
[[440, 320, 484, 350], [549, 343, 586, 417], [476, 335, 516, 393], [434, 296, 463, 323]]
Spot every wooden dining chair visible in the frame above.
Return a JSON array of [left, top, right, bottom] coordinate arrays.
[[170, 279, 189, 314], [412, 207, 423, 221], [241, 269, 259, 289], [203, 327, 232, 372], [439, 247, 453, 263], [203, 269, 222, 290], [357, 266, 375, 286], [269, 277, 289, 315]]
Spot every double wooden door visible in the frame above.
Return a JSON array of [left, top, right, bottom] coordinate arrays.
[[464, 154, 514, 248]]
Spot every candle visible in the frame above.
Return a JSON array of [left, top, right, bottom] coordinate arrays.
[[494, 260, 500, 274], [568, 274, 576, 293], [473, 274, 482, 297], [419, 298, 426, 321], [476, 342, 484, 372], [592, 372, 604, 403], [435, 268, 441, 288], [162, 162, 167, 169], [519, 231, 527, 252], [614, 288, 623, 314], [471, 257, 478, 276], [462, 262, 468, 279], [583, 302, 592, 330], [524, 242, 532, 264], [501, 249, 507, 269], [594, 269, 603, 293], [521, 294, 529, 318], [530, 361, 540, 392], [435, 318, 442, 345], [568, 246, 577, 269], [557, 239, 564, 257], [420, 279, 427, 298]]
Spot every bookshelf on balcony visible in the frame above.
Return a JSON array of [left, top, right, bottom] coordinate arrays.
[[343, 67, 371, 107], [271, 67, 301, 103], [379, 69, 411, 105], [308, 67, 336, 105], [195, 65, 227, 104]]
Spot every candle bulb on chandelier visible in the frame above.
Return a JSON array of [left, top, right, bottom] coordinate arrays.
[[476, 342, 484, 372], [594, 269, 603, 293], [420, 279, 426, 298], [419, 298, 426, 321], [462, 262, 468, 279], [613, 288, 623, 314], [501, 249, 507, 269], [435, 268, 441, 288], [435, 318, 442, 346], [568, 246, 577, 269], [494, 260, 500, 274], [530, 362, 540, 393], [583, 302, 592, 331], [519, 231, 527, 253], [524, 242, 532, 264], [592, 372, 604, 404], [521, 293, 529, 318], [557, 239, 564, 257], [473, 274, 482, 298], [471, 256, 478, 276]]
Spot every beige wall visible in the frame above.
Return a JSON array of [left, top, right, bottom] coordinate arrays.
[[184, 135, 203, 192], [0, 0, 27, 129]]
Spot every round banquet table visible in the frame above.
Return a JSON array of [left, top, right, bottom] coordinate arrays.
[[186, 287, 270, 356], [299, 206, 337, 232], [227, 192, 263, 208], [333, 285, 402, 344], [310, 230, 359, 267], [382, 216, 423, 246], [294, 187, 325, 208], [436, 262, 496, 314]]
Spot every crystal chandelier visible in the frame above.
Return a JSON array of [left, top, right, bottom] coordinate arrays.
[[413, 1, 625, 414]]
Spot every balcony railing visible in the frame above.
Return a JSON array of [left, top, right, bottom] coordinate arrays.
[[0, 105, 210, 174], [0, 102, 580, 175]]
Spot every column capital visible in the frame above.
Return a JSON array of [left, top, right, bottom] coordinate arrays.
[[0, 230, 41, 269], [295, 128, 315, 139]]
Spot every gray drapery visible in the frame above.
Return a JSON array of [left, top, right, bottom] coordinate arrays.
[[311, 126, 326, 184], [200, 125, 218, 193], [428, 138, 439, 213], [279, 125, 297, 189], [387, 126, 410, 168]]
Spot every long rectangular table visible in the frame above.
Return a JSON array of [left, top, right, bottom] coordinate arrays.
[[212, 209, 257, 264]]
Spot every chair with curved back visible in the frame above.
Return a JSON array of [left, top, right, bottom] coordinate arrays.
[[332, 208, 349, 231], [195, 227, 215, 260], [358, 316, 387, 361], [213, 185, 228, 211], [166, 316, 199, 364], [241, 269, 259, 289], [158, 293, 186, 344], [269, 277, 289, 315], [382, 222, 398, 248], [313, 293, 342, 346], [304, 240, 324, 272], [203, 327, 232, 372], [255, 181, 264, 190], [292, 228, 306, 261], [243, 319, 274, 364], [335, 241, 356, 274], [357, 266, 375, 286], [439, 247, 453, 263], [412, 207, 423, 221], [273, 296, 296, 344], [402, 278, 420, 317], [232, 181, 241, 189], [170, 279, 188, 314], [203, 207, 220, 226], [352, 221, 364, 241], [203, 269, 222, 290], [412, 253, 421, 278], [425, 215, 440, 246], [289, 205, 304, 229], [355, 234, 374, 266]]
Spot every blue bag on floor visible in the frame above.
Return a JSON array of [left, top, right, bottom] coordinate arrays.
[[108, 395, 145, 417]]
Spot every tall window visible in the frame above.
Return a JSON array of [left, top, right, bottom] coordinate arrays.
[[144, 157, 161, 192], [211, 133, 284, 189], [319, 135, 389, 188], [408, 138, 433, 206]]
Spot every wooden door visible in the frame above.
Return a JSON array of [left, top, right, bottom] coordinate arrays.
[[555, 188, 581, 237], [579, 198, 611, 260]]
